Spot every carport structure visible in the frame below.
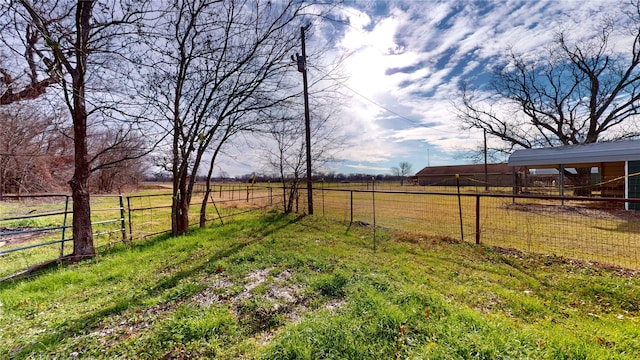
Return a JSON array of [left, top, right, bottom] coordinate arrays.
[[507, 140, 640, 209]]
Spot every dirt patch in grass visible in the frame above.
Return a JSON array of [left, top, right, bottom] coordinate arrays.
[[193, 267, 345, 341], [490, 244, 640, 278]]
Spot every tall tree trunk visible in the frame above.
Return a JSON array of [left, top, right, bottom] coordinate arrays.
[[69, 0, 95, 260], [172, 168, 191, 235], [69, 75, 94, 259]]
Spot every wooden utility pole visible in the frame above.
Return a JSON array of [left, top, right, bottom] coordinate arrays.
[[294, 25, 313, 215]]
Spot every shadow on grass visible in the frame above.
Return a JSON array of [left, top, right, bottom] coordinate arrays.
[[590, 219, 640, 233], [7, 211, 304, 358]]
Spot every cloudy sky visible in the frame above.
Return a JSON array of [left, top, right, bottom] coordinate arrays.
[[291, 0, 630, 176]]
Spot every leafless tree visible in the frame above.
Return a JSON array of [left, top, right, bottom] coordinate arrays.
[[455, 2, 640, 195], [143, 0, 334, 235], [7, 0, 150, 260], [262, 111, 307, 213], [89, 127, 149, 193], [0, 4, 59, 105], [391, 161, 413, 186], [262, 110, 342, 213], [0, 102, 54, 196]]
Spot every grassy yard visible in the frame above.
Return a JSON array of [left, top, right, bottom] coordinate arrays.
[[1, 210, 639, 359]]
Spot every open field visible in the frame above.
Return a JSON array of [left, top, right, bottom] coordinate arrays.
[[1, 211, 639, 358]]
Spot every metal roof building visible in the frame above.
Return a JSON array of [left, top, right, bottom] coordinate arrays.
[[507, 140, 640, 209], [508, 140, 640, 168]]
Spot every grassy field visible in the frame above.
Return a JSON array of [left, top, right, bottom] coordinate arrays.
[[1, 210, 639, 359]]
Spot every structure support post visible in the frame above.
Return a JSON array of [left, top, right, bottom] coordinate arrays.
[[560, 164, 565, 205]]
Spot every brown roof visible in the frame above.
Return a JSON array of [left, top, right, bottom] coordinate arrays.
[[414, 163, 514, 177]]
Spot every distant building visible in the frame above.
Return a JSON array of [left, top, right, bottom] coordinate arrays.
[[413, 163, 514, 187]]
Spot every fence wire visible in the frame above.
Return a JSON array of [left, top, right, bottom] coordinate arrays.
[[0, 186, 283, 279], [3, 185, 640, 278], [315, 188, 640, 270]]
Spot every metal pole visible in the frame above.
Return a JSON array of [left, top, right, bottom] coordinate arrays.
[[127, 196, 133, 242], [60, 195, 70, 258], [119, 195, 126, 243], [484, 129, 488, 191], [372, 177, 376, 252], [560, 164, 565, 206], [475, 195, 480, 245], [456, 174, 464, 241], [350, 190, 353, 224], [322, 179, 325, 217]]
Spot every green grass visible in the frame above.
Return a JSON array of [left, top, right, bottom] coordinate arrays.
[[1, 210, 639, 359]]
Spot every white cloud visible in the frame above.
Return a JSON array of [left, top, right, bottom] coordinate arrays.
[[325, 0, 631, 174]]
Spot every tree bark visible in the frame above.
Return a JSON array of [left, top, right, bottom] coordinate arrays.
[[567, 167, 593, 197], [68, 0, 95, 260]]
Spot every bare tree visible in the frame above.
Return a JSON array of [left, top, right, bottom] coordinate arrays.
[[0, 102, 53, 196], [391, 161, 413, 186], [9, 0, 149, 260], [262, 113, 307, 213], [456, 3, 640, 195], [143, 0, 332, 235], [89, 128, 149, 193], [0, 4, 59, 105]]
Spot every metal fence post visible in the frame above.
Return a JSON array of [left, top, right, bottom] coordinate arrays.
[[60, 195, 70, 258], [475, 195, 480, 245], [372, 178, 376, 252], [322, 180, 325, 217], [127, 196, 133, 242], [350, 190, 353, 224], [456, 174, 464, 241], [119, 195, 127, 243]]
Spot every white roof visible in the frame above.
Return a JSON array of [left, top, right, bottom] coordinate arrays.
[[508, 140, 640, 167]]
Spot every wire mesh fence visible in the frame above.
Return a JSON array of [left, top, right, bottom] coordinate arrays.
[[3, 182, 640, 278], [126, 185, 282, 239], [313, 187, 640, 270]]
